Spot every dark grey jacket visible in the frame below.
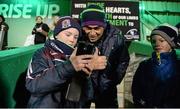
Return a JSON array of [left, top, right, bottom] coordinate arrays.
[[81, 23, 130, 108]]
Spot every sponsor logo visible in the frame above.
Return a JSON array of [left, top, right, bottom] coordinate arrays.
[[124, 28, 139, 40]]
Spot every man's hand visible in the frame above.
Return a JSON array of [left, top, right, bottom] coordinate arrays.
[[85, 47, 107, 71], [69, 47, 93, 75]]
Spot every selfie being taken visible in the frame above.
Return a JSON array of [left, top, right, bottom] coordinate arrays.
[[0, 0, 180, 108]]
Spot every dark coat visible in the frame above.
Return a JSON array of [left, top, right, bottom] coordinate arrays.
[[32, 23, 49, 44], [26, 40, 79, 108], [80, 22, 130, 108], [132, 50, 180, 108], [0, 19, 9, 50]]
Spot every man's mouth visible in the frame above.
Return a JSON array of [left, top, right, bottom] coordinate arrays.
[[89, 38, 97, 42]]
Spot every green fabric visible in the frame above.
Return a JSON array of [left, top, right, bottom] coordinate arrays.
[[0, 44, 43, 107], [128, 40, 153, 56]]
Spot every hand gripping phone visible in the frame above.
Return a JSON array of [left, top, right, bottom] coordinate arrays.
[[65, 41, 95, 102]]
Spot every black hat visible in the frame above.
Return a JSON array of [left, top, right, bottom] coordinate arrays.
[[80, 5, 106, 28], [54, 16, 81, 38], [150, 23, 179, 48]]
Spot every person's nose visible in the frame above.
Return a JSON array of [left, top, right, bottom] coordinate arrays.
[[70, 36, 77, 43], [89, 29, 96, 36], [69, 37, 74, 43], [155, 41, 161, 47]]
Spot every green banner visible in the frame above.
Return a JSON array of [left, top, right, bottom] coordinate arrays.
[[0, 0, 71, 47], [0, 0, 71, 18]]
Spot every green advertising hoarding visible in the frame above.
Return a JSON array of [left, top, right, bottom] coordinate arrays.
[[71, 0, 140, 41], [0, 0, 71, 18], [0, 0, 71, 47]]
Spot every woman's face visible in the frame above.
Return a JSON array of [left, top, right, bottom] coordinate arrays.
[[36, 17, 43, 24], [56, 28, 79, 47], [151, 35, 172, 53]]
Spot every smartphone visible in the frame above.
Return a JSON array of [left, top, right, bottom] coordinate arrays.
[[76, 41, 95, 55]]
